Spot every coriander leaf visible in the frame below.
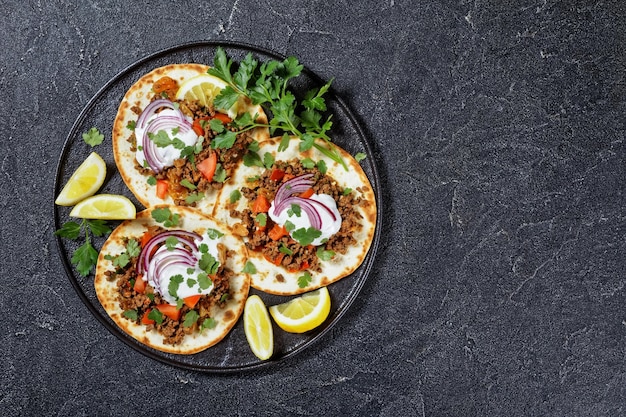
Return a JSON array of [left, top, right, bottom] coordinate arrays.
[[229, 189, 242, 203], [208, 47, 234, 83], [212, 131, 238, 149], [150, 130, 173, 147], [183, 310, 199, 328], [316, 246, 335, 261], [165, 236, 179, 250], [214, 86, 240, 112], [206, 228, 224, 240], [300, 109, 322, 130], [185, 192, 204, 204], [147, 176, 157, 186], [126, 239, 140, 258], [300, 157, 316, 169], [54, 221, 82, 239], [198, 272, 213, 290], [126, 120, 136, 131], [82, 127, 104, 147], [86, 219, 111, 237], [201, 317, 217, 331], [180, 179, 197, 190], [284, 220, 296, 232], [299, 134, 315, 152], [263, 152, 275, 169], [288, 203, 302, 218], [151, 207, 171, 223], [243, 261, 257, 274], [123, 310, 138, 321], [168, 274, 184, 298], [72, 241, 98, 277], [113, 252, 130, 268], [297, 271, 312, 288], [148, 308, 164, 325], [355, 152, 367, 162], [233, 53, 258, 91], [233, 112, 253, 128], [316, 160, 327, 175], [220, 293, 230, 303], [213, 164, 227, 183], [199, 253, 219, 275], [278, 133, 290, 152], [209, 118, 225, 133], [247, 140, 260, 152], [291, 227, 322, 247], [343, 187, 353, 195], [255, 213, 267, 227], [243, 151, 264, 168], [279, 244, 293, 255]]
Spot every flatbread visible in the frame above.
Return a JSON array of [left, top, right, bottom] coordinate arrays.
[[94, 205, 250, 354], [213, 137, 377, 295], [111, 63, 269, 213]]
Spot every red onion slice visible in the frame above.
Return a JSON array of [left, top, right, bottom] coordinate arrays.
[[273, 196, 323, 230], [273, 174, 314, 205], [136, 99, 184, 129], [137, 230, 201, 275]]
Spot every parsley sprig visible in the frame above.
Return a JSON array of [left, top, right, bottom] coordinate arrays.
[[55, 219, 111, 276], [208, 47, 348, 170]]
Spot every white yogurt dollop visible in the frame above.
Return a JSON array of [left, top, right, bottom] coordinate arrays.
[[135, 109, 199, 170]]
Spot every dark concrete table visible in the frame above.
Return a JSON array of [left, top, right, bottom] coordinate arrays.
[[2, 1, 624, 415]]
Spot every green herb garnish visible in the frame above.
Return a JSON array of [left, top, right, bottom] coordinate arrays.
[[297, 271, 312, 288], [151, 207, 180, 227], [55, 219, 111, 276], [208, 47, 348, 170], [82, 127, 105, 147]]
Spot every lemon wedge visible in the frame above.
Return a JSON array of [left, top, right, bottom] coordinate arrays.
[[269, 287, 331, 333], [243, 295, 274, 360], [69, 194, 136, 220], [55, 152, 107, 206], [175, 73, 240, 118]]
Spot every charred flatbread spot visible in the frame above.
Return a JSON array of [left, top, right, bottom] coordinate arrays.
[[276, 274, 285, 283], [224, 309, 235, 321]]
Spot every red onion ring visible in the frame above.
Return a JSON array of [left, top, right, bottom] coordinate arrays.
[[137, 230, 201, 275], [273, 174, 314, 205]]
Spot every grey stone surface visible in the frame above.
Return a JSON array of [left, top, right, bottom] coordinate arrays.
[[1, 0, 625, 415]]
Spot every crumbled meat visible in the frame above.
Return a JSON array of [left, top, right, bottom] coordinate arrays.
[[110, 226, 233, 346], [230, 159, 365, 274]]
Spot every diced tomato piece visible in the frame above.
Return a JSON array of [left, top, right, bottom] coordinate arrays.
[[153, 76, 178, 93], [140, 231, 153, 248], [197, 152, 217, 182], [156, 179, 169, 199], [269, 168, 285, 181], [299, 187, 314, 199], [287, 260, 310, 273], [268, 224, 287, 241], [184, 295, 201, 309], [282, 173, 295, 182], [212, 113, 232, 124], [192, 118, 205, 136], [141, 309, 155, 325], [156, 304, 181, 321], [133, 275, 146, 294], [253, 194, 271, 213]]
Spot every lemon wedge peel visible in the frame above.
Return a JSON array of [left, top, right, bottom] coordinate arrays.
[[175, 74, 242, 119], [243, 295, 274, 360], [55, 152, 107, 206], [269, 287, 331, 334], [69, 194, 136, 220]]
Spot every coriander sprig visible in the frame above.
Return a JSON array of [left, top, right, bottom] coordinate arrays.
[[55, 219, 111, 276], [208, 47, 348, 170]]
